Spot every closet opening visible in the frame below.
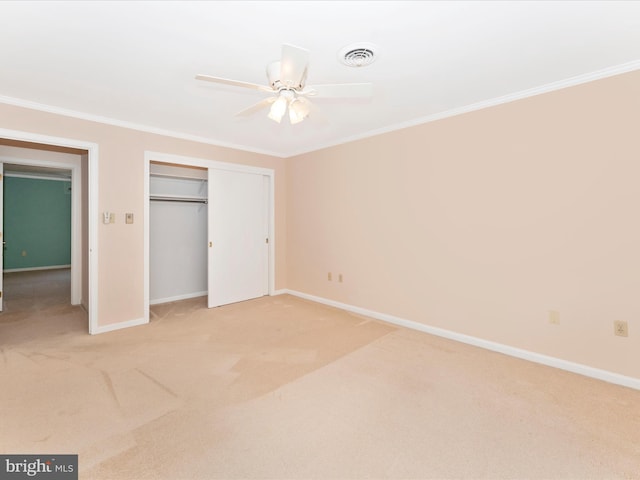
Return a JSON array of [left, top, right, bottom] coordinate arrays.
[[144, 152, 275, 323], [149, 161, 208, 305]]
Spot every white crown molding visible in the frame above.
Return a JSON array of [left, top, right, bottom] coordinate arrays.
[[4, 172, 71, 181], [286, 59, 640, 158], [1, 59, 639, 159], [280, 289, 640, 391], [0, 94, 283, 158]]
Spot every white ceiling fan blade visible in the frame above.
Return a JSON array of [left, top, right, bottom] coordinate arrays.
[[302, 83, 374, 98], [195, 74, 273, 93], [305, 99, 330, 126], [234, 97, 277, 117], [280, 44, 309, 88]]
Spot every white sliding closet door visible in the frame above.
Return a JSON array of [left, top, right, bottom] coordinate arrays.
[[208, 169, 269, 308]]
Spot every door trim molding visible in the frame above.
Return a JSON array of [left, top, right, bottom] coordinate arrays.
[[0, 128, 99, 334], [0, 154, 81, 305], [143, 151, 275, 322]]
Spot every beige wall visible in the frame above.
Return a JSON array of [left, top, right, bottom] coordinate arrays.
[[0, 103, 286, 327], [2, 70, 638, 380], [286, 70, 640, 379]]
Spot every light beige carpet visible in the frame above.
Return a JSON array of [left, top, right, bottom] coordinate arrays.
[[1, 270, 640, 479]]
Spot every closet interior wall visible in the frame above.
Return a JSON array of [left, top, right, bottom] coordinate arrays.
[[149, 162, 207, 305]]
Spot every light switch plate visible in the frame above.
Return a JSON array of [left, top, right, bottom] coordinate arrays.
[[126, 213, 134, 224]]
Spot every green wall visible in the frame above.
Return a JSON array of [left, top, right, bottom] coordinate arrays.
[[3, 176, 71, 270]]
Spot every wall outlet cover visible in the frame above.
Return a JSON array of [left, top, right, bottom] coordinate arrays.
[[614, 320, 629, 337]]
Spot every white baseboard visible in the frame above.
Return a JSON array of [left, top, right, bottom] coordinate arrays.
[[4, 264, 71, 273], [281, 289, 640, 391], [91, 317, 148, 335], [272, 289, 289, 296], [149, 291, 207, 305]]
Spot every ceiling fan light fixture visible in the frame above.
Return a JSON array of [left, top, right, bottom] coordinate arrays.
[[196, 43, 374, 126], [289, 98, 310, 125], [267, 95, 288, 123]]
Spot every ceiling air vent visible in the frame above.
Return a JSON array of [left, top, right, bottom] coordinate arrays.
[[339, 43, 378, 67]]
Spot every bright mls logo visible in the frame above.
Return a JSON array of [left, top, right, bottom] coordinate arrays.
[[0, 455, 77, 480]]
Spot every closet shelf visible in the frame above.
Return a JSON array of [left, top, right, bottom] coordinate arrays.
[[150, 172, 207, 181], [150, 194, 207, 204]]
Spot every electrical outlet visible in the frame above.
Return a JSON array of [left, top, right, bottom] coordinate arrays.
[[549, 310, 560, 325], [338, 274, 343, 283], [614, 320, 628, 337], [125, 213, 134, 224], [328, 272, 332, 281]]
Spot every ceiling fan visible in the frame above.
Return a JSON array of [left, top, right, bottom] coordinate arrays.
[[195, 44, 373, 125]]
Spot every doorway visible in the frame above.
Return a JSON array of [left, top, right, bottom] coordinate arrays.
[[0, 129, 98, 333], [2, 163, 73, 313]]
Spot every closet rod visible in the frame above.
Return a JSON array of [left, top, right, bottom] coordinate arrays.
[[150, 196, 208, 204], [150, 172, 207, 181]]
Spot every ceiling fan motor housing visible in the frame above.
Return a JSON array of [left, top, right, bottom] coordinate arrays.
[[267, 60, 306, 90]]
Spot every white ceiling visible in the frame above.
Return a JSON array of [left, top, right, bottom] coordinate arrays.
[[1, 1, 640, 158]]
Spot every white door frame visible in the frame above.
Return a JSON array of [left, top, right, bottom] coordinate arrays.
[[0, 156, 80, 304], [0, 162, 3, 312], [143, 151, 275, 322], [0, 128, 99, 334]]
